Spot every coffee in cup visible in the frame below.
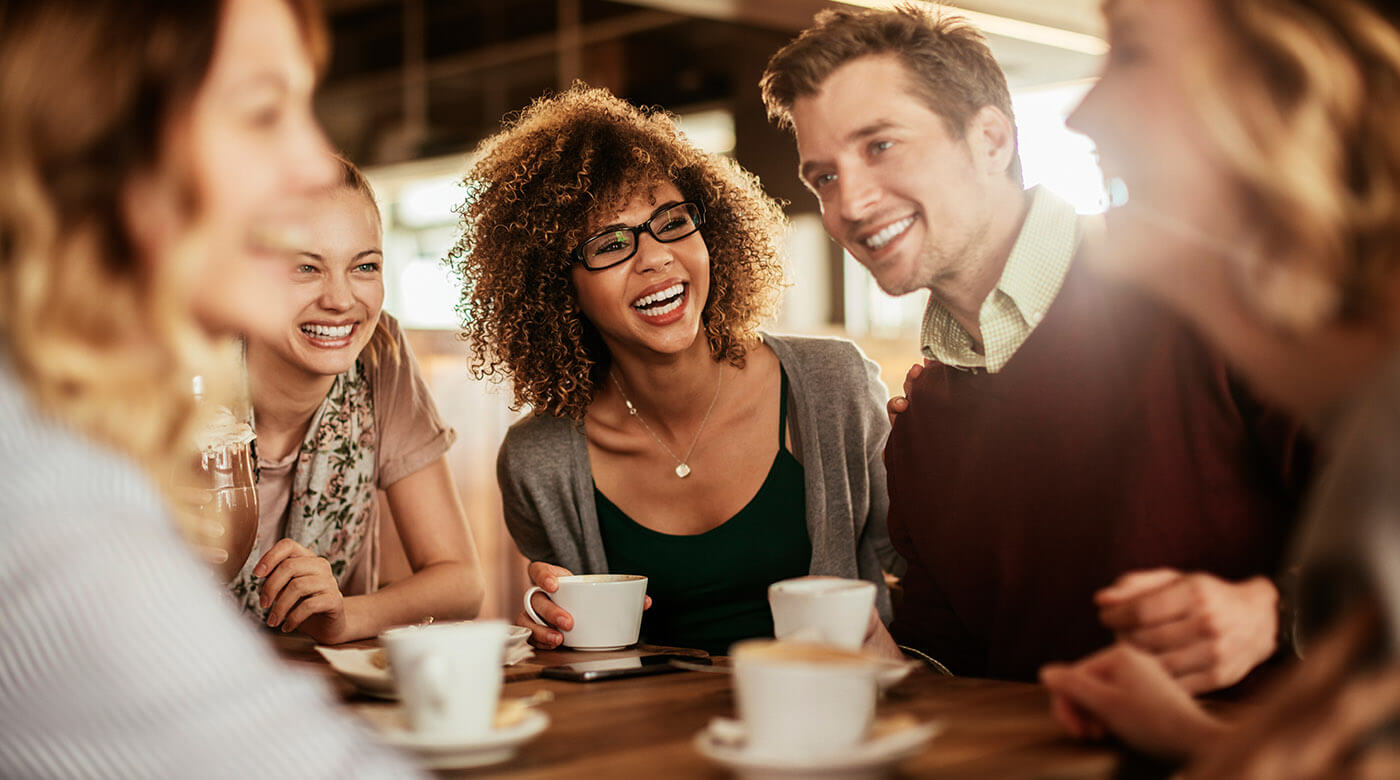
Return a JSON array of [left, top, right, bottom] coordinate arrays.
[[731, 639, 879, 758], [380, 620, 509, 738], [768, 576, 876, 650], [523, 573, 647, 650]]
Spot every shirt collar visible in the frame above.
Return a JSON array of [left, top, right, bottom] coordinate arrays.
[[920, 186, 1081, 372]]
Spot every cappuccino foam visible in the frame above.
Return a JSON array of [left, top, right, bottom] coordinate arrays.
[[733, 640, 874, 666]]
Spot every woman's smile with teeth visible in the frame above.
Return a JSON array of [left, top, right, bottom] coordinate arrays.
[[632, 283, 686, 315], [864, 216, 916, 250], [301, 323, 354, 339]]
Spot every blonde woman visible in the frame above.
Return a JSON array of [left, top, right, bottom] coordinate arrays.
[[0, 0, 416, 775], [1038, 0, 1400, 774], [235, 159, 484, 644]]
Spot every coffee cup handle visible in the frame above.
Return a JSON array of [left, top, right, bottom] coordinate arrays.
[[522, 585, 550, 627]]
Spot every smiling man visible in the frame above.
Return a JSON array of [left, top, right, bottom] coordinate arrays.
[[760, 4, 1311, 692]]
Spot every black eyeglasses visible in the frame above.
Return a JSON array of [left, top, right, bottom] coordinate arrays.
[[572, 201, 705, 271]]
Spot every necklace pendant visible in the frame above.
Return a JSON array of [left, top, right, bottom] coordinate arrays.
[[674, 463, 691, 479]]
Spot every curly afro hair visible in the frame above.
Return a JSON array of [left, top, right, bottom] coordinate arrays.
[[450, 84, 788, 420]]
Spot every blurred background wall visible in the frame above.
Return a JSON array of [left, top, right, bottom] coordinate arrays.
[[319, 0, 1111, 619]]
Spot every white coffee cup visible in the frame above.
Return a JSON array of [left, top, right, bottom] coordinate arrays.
[[768, 576, 876, 650], [523, 574, 647, 650], [380, 620, 509, 738], [731, 639, 879, 759]]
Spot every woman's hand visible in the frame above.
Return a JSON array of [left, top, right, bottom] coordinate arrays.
[[1040, 642, 1225, 760], [862, 608, 904, 660], [255, 538, 348, 644], [517, 561, 653, 649], [517, 562, 576, 649]]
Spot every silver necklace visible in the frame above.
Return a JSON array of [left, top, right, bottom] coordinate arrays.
[[611, 365, 724, 479]]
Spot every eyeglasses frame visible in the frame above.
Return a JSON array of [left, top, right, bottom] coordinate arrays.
[[570, 200, 706, 271]]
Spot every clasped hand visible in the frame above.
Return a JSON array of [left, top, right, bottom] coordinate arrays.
[[255, 538, 349, 644], [1096, 567, 1278, 694], [1043, 608, 1400, 778], [517, 561, 652, 649]]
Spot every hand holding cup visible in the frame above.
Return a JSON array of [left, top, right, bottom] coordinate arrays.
[[517, 562, 576, 649], [518, 562, 651, 650]]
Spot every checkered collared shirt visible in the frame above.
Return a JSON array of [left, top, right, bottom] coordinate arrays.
[[920, 187, 1081, 373]]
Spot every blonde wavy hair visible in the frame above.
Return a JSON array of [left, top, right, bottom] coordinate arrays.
[[1185, 0, 1400, 329], [451, 84, 787, 420], [0, 0, 326, 479]]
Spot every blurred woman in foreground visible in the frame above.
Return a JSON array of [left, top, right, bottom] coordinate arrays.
[[0, 0, 414, 775], [1040, 0, 1400, 774]]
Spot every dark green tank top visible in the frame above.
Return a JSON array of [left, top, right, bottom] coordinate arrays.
[[595, 367, 810, 655]]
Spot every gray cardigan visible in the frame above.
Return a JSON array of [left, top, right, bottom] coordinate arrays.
[[496, 332, 903, 622]]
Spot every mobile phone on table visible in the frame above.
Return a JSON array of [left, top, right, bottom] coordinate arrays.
[[539, 654, 710, 682]]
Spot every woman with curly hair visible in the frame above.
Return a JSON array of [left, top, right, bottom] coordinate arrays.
[[453, 85, 902, 656]]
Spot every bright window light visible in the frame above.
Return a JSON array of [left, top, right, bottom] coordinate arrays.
[[1013, 81, 1107, 215], [674, 109, 736, 156], [391, 255, 460, 330], [397, 176, 462, 229]]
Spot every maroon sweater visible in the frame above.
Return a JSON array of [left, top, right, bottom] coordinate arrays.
[[885, 258, 1310, 681]]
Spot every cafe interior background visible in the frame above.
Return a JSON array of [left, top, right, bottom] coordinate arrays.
[[326, 0, 1108, 619]]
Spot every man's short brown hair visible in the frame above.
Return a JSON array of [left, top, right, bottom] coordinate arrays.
[[760, 3, 1021, 182]]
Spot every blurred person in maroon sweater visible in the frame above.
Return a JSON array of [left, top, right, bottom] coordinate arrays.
[[761, 3, 1311, 692], [1039, 0, 1400, 775]]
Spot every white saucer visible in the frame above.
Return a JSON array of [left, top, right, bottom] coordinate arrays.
[[316, 626, 533, 699], [694, 717, 941, 779], [315, 646, 396, 699], [380, 710, 549, 770]]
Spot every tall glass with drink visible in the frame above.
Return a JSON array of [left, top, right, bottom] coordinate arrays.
[[178, 375, 259, 581]]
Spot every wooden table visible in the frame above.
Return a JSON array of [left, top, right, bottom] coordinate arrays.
[[277, 636, 1143, 778]]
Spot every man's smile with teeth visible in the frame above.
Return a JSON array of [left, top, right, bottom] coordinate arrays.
[[863, 216, 916, 250], [301, 323, 354, 339], [632, 282, 686, 316]]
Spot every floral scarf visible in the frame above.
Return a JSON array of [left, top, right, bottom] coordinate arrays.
[[231, 362, 378, 619]]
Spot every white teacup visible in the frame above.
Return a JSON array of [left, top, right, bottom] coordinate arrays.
[[768, 576, 876, 650], [523, 573, 648, 650], [380, 620, 509, 739], [731, 640, 879, 759]]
